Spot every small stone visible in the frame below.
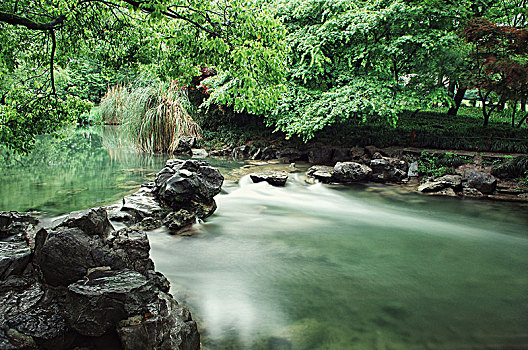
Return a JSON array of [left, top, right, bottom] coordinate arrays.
[[250, 171, 288, 186], [163, 210, 196, 233]]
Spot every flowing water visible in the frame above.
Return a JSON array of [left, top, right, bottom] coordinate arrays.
[[1, 127, 527, 350], [149, 176, 528, 350]]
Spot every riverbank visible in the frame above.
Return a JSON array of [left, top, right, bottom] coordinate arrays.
[[195, 141, 528, 202]]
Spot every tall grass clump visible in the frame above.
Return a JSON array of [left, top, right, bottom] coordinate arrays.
[[120, 81, 202, 153], [99, 85, 126, 124]]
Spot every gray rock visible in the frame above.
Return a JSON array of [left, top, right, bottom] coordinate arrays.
[[65, 269, 155, 337], [462, 169, 497, 194], [34, 227, 123, 287], [418, 181, 447, 193], [261, 147, 278, 161], [0, 241, 32, 280], [250, 171, 289, 186], [418, 175, 462, 193], [436, 175, 462, 189], [349, 147, 365, 160], [232, 145, 251, 159], [163, 210, 196, 233], [306, 166, 334, 183], [175, 137, 196, 154], [0, 277, 73, 349], [277, 148, 305, 163], [106, 205, 135, 223], [0, 212, 38, 240], [333, 162, 372, 182], [331, 148, 351, 163], [105, 229, 154, 275], [191, 148, 208, 158], [117, 292, 200, 350], [122, 187, 170, 221], [461, 187, 484, 198], [370, 158, 408, 183], [131, 217, 162, 231], [52, 207, 112, 238]]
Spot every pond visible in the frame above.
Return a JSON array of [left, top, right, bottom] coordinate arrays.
[[2, 127, 527, 350]]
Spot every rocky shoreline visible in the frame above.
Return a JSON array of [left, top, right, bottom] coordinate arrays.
[[0, 159, 224, 350], [217, 142, 527, 202]]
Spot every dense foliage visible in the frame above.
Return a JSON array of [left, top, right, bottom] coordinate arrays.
[[0, 0, 286, 152], [1, 0, 527, 152]]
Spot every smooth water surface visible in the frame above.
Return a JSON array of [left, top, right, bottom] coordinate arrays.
[[0, 127, 241, 216], [149, 175, 528, 350]]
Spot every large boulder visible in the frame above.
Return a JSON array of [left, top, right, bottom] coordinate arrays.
[[333, 162, 372, 182], [117, 292, 200, 350], [462, 169, 497, 194], [0, 276, 73, 350], [1, 207, 201, 350], [34, 227, 124, 287], [250, 171, 289, 186], [65, 269, 156, 337], [154, 159, 224, 219], [370, 157, 408, 183]]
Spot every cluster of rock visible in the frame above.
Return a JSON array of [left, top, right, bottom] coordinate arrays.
[[109, 159, 224, 234], [306, 151, 410, 185], [230, 144, 368, 164], [418, 169, 497, 197], [0, 209, 200, 350], [1, 159, 225, 349]]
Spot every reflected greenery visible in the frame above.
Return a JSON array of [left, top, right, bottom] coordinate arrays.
[[0, 126, 170, 215]]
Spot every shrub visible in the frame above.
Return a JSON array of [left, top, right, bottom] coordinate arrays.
[[115, 82, 201, 153]]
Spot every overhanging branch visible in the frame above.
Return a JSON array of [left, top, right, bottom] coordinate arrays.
[[0, 11, 65, 30]]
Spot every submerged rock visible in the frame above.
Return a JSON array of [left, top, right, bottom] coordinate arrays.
[[250, 171, 289, 186]]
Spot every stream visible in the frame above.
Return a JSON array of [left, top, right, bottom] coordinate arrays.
[[1, 127, 527, 350]]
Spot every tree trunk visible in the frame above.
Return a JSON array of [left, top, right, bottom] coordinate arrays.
[[447, 87, 466, 116]]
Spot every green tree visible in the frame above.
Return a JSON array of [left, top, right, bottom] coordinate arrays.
[[0, 0, 287, 151]]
